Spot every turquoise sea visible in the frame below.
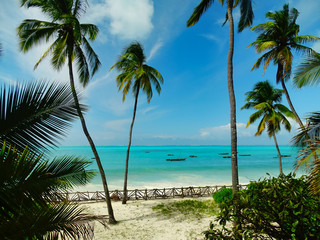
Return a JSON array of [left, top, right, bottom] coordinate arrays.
[[51, 145, 306, 191]]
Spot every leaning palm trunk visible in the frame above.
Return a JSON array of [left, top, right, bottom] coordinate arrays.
[[123, 87, 140, 204], [280, 79, 304, 129], [272, 133, 283, 175], [68, 54, 116, 224], [226, 0, 239, 196]]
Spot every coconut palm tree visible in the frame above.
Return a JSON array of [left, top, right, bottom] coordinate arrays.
[[187, 0, 254, 196], [0, 80, 106, 239], [241, 81, 294, 175], [110, 42, 163, 204], [294, 112, 320, 195], [248, 4, 319, 130], [17, 0, 116, 223]]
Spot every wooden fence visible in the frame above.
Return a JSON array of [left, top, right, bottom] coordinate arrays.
[[55, 185, 248, 202]]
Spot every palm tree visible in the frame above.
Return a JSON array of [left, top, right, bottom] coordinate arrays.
[[110, 42, 163, 204], [0, 81, 106, 239], [248, 4, 319, 130], [294, 112, 320, 195], [187, 0, 254, 196], [17, 0, 116, 223], [241, 81, 294, 175]]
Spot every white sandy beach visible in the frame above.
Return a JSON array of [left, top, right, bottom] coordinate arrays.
[[81, 197, 218, 240]]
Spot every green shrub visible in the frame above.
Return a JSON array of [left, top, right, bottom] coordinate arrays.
[[212, 188, 233, 204], [204, 174, 320, 239]]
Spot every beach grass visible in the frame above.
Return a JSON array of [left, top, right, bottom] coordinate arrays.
[[152, 199, 218, 219]]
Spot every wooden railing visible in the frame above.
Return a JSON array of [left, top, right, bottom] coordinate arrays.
[[54, 185, 248, 202]]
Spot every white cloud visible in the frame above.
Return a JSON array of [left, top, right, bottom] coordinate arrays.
[[87, 0, 154, 40], [140, 106, 156, 115]]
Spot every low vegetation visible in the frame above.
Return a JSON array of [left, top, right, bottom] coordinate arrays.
[[212, 188, 233, 204], [204, 174, 320, 239], [152, 199, 217, 219]]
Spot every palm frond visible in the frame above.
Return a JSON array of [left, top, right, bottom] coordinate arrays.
[[293, 52, 320, 88], [0, 81, 85, 153], [17, 19, 58, 52], [187, 0, 215, 27], [82, 37, 101, 78], [0, 143, 104, 239], [237, 0, 253, 32], [74, 45, 90, 86]]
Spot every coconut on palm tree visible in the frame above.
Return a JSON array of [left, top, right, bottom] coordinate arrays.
[[242, 81, 294, 175], [17, 0, 116, 223], [0, 80, 106, 239], [110, 42, 163, 204], [248, 4, 319, 130], [187, 0, 254, 197]]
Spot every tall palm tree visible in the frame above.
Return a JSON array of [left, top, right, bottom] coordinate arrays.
[[248, 4, 319, 130], [17, 0, 116, 223], [241, 81, 294, 175], [187, 0, 254, 196], [110, 42, 163, 204], [0, 81, 106, 239]]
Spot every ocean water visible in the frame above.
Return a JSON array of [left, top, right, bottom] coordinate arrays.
[[50, 145, 306, 191]]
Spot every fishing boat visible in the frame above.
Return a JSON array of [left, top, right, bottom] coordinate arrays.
[[166, 158, 186, 161]]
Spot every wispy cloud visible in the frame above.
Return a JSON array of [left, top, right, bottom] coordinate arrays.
[[104, 118, 131, 131], [200, 123, 255, 138], [147, 40, 164, 61]]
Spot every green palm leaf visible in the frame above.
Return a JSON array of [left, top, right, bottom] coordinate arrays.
[[0, 143, 104, 239], [0, 81, 85, 153], [293, 52, 320, 88]]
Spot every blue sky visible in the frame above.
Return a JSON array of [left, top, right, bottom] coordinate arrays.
[[1, 0, 320, 146]]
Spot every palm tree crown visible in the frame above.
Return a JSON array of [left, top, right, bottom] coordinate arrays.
[[18, 0, 101, 86], [111, 42, 163, 102], [187, 0, 254, 32], [248, 4, 318, 83], [242, 81, 294, 137]]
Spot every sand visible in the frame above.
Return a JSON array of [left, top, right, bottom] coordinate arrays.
[[81, 197, 217, 240]]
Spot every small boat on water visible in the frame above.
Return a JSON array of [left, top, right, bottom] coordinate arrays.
[[239, 154, 251, 156], [167, 154, 174, 156], [166, 158, 186, 161], [189, 155, 197, 158], [273, 155, 291, 158], [223, 156, 231, 158], [218, 153, 229, 155]]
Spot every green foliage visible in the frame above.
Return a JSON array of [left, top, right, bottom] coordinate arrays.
[[204, 174, 320, 239], [0, 81, 84, 153], [0, 143, 105, 239], [152, 199, 217, 218], [212, 188, 233, 204]]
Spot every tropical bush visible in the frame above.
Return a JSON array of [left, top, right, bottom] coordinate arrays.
[[204, 174, 320, 239], [212, 188, 233, 204]]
